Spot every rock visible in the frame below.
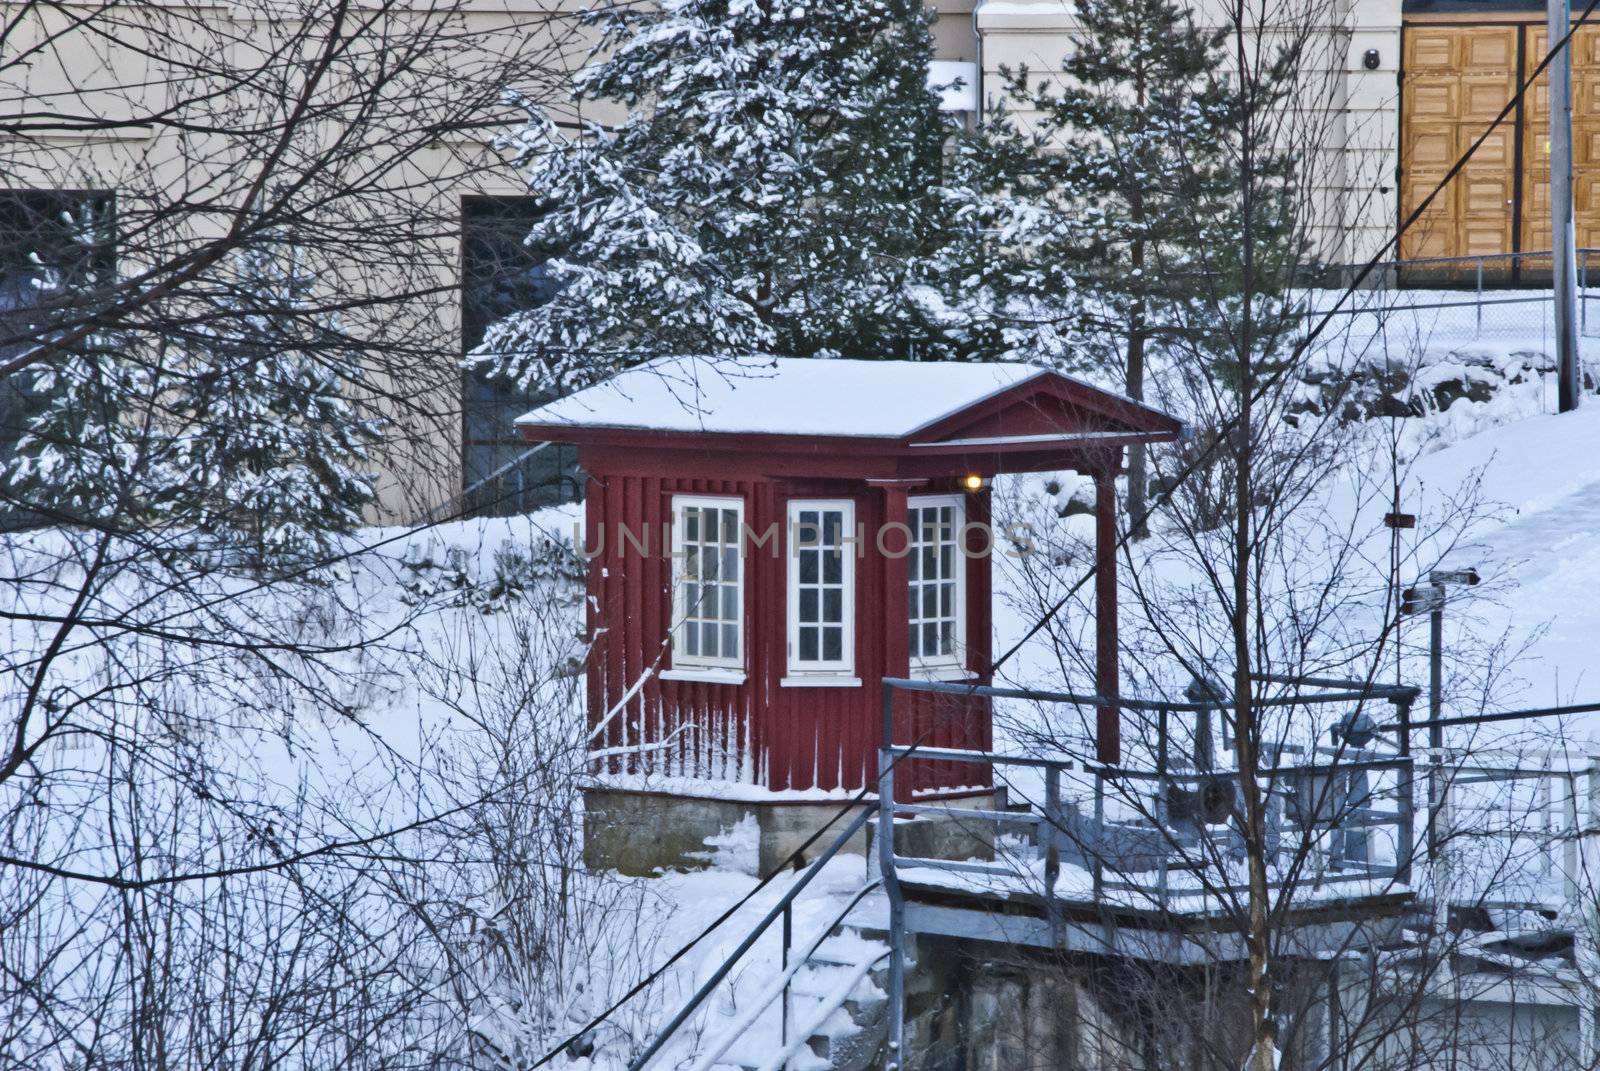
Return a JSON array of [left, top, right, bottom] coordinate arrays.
[[1430, 373, 1496, 411], [1511, 348, 1556, 372], [1060, 496, 1094, 518], [1370, 392, 1419, 418]]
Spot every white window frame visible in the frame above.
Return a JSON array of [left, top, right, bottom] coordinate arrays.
[[667, 494, 746, 676], [784, 498, 857, 682], [907, 494, 968, 678]]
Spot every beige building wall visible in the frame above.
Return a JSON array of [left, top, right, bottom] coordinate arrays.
[[1, 0, 600, 522], [5, 0, 1405, 525], [970, 0, 1404, 267]]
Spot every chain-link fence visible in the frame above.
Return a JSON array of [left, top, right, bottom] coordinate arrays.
[[1302, 249, 1600, 345]]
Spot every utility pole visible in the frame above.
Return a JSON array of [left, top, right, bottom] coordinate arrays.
[[1400, 567, 1480, 858], [1551, 0, 1582, 411]]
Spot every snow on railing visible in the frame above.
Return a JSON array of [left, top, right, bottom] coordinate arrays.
[[1428, 747, 1599, 912], [879, 677, 1600, 921]]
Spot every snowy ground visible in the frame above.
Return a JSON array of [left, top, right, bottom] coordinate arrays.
[[522, 328, 1600, 1063], [12, 308, 1600, 1067]]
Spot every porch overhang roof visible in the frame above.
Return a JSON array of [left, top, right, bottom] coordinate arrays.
[[514, 354, 1185, 477]]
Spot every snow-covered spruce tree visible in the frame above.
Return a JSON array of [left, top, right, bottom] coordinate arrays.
[[0, 203, 167, 529], [474, 0, 967, 394], [170, 239, 382, 570], [950, 0, 1295, 529]]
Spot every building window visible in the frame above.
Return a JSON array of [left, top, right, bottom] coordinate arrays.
[[908, 495, 965, 673], [1, 190, 114, 531], [787, 499, 855, 677], [460, 195, 578, 515], [671, 496, 745, 670]]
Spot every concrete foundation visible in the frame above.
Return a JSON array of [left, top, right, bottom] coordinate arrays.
[[900, 931, 1592, 1070], [582, 786, 1004, 876], [900, 934, 1303, 1071]]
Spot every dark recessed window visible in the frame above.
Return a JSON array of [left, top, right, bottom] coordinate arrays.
[[461, 195, 579, 516], [1, 189, 114, 531]]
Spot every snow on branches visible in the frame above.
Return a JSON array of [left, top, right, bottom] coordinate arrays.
[[472, 0, 979, 394]]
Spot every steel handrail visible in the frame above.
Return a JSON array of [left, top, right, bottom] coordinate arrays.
[[627, 803, 876, 1071], [881, 673, 1418, 714], [685, 877, 884, 1071]]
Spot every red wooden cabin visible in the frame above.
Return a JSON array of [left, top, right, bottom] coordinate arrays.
[[517, 356, 1183, 872]]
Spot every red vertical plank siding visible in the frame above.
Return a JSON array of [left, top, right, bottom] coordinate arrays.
[[620, 475, 644, 772], [611, 475, 635, 772], [581, 467, 994, 798], [966, 490, 994, 788], [583, 478, 611, 772], [875, 486, 910, 799], [636, 477, 662, 768], [752, 480, 776, 788], [637, 475, 662, 774], [859, 491, 884, 792], [758, 479, 780, 785], [629, 475, 752, 783], [594, 473, 622, 772]]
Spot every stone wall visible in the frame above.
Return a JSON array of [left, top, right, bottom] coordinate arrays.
[[581, 788, 1003, 876]]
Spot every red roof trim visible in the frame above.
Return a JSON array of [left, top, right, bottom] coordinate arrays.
[[908, 371, 1183, 444], [516, 367, 1185, 456]]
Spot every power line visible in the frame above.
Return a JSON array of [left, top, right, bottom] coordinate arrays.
[[513, 9, 1600, 1067], [997, 0, 1600, 668]]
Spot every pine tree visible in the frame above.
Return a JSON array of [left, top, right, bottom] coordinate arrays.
[[5, 218, 382, 565], [2, 202, 166, 528], [473, 0, 967, 394], [951, 0, 1295, 530], [171, 238, 382, 570]]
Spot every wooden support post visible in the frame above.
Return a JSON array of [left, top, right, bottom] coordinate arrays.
[[872, 480, 916, 801], [1094, 469, 1120, 765]]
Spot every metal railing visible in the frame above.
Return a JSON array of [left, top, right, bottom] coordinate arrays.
[[1427, 747, 1598, 911], [870, 674, 1600, 1069], [626, 804, 880, 1071], [875, 673, 1424, 1070], [878, 675, 1421, 912], [1304, 248, 1600, 341]]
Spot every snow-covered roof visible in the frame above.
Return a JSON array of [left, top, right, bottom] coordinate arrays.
[[516, 355, 1065, 439]]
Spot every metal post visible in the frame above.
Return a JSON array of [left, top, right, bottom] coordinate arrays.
[[1476, 256, 1484, 339], [1540, 757, 1555, 884], [1156, 705, 1171, 906], [1588, 756, 1600, 911], [1092, 769, 1106, 901], [1551, 0, 1582, 410], [1583, 250, 1591, 335], [781, 902, 792, 1049], [1045, 764, 1062, 948], [1428, 588, 1444, 859], [1196, 702, 1214, 772], [1564, 772, 1580, 903], [879, 682, 906, 1071], [1395, 697, 1415, 885]]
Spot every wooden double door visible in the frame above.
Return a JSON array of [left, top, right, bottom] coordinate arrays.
[[1401, 20, 1600, 267]]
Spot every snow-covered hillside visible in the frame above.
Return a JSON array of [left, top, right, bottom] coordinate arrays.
[[1402, 401, 1600, 710]]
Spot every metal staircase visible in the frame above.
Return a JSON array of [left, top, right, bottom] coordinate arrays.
[[626, 806, 891, 1071], [695, 928, 890, 1071]]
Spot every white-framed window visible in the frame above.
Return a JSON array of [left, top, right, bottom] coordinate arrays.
[[908, 495, 966, 673], [786, 499, 855, 677], [670, 495, 744, 671]]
